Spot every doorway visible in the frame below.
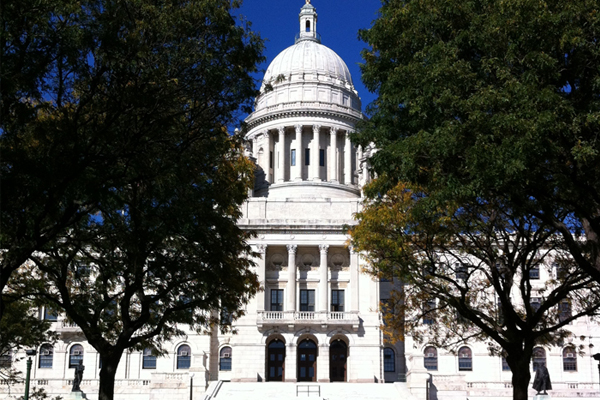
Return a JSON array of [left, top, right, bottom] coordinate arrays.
[[330, 340, 347, 382], [297, 339, 317, 382], [267, 339, 285, 381]]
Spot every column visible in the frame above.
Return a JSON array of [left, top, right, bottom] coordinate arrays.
[[344, 131, 352, 185], [310, 125, 321, 181], [256, 245, 267, 312], [293, 125, 303, 181], [264, 131, 272, 183], [317, 343, 330, 382], [329, 127, 338, 183], [286, 244, 297, 312], [319, 244, 329, 313], [350, 246, 359, 312], [276, 127, 287, 183]]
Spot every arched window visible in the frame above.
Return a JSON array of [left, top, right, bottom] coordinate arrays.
[[219, 347, 232, 371], [306, 20, 311, 32], [458, 346, 472, 371], [39, 344, 53, 369], [0, 349, 12, 369], [383, 348, 395, 372], [142, 348, 156, 369], [69, 344, 84, 368], [532, 347, 546, 371], [177, 345, 191, 369], [424, 346, 438, 371], [563, 347, 577, 371]]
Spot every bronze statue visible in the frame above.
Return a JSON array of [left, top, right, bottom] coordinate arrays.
[[72, 360, 85, 392], [532, 364, 552, 395]]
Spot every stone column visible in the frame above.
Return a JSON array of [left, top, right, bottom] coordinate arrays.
[[344, 131, 352, 185], [350, 246, 359, 312], [264, 131, 272, 183], [329, 127, 338, 183], [285, 341, 297, 382], [256, 245, 267, 312], [317, 343, 330, 382], [311, 125, 321, 181], [293, 125, 303, 181], [319, 244, 329, 313], [277, 126, 287, 183], [286, 244, 297, 312]]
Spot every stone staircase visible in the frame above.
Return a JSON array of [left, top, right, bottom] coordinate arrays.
[[204, 381, 417, 400]]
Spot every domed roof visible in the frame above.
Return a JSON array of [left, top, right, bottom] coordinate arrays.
[[261, 40, 354, 90]]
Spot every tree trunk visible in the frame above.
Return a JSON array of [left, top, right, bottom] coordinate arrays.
[[508, 353, 532, 400], [98, 350, 124, 400]]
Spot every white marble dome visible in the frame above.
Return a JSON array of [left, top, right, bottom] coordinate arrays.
[[261, 40, 354, 92]]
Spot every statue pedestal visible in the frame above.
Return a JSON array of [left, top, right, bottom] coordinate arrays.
[[65, 391, 88, 400], [533, 395, 551, 400]]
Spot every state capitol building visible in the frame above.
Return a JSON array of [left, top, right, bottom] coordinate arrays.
[[3, 2, 600, 400]]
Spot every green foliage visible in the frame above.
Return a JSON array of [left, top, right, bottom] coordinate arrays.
[[357, 0, 600, 284], [1, 0, 264, 399]]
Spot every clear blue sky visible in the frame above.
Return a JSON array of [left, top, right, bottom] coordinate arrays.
[[237, 0, 382, 112]]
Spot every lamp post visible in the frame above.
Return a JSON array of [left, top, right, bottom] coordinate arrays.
[[593, 354, 600, 390], [24, 349, 37, 400], [189, 373, 194, 400]]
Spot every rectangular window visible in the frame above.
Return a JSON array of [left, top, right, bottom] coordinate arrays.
[[502, 357, 511, 371], [291, 149, 296, 166], [44, 307, 58, 321], [559, 300, 572, 323], [305, 149, 310, 165], [269, 151, 273, 169], [423, 300, 436, 325], [530, 297, 541, 313], [319, 149, 325, 167], [331, 290, 345, 312], [529, 265, 540, 279], [300, 289, 315, 311], [271, 289, 284, 311]]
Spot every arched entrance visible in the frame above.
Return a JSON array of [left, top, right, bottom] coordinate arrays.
[[329, 339, 347, 382], [267, 339, 285, 382], [297, 338, 317, 382]]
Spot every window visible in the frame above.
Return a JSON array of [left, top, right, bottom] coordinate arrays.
[[424, 346, 437, 371], [177, 345, 191, 369], [331, 290, 344, 312], [219, 347, 232, 371], [271, 289, 284, 311], [220, 309, 233, 325], [458, 347, 472, 371], [532, 347, 546, 371], [300, 290, 315, 312], [0, 350, 12, 369], [305, 149, 310, 165], [43, 306, 58, 321], [529, 265, 540, 279], [142, 348, 156, 369], [319, 149, 325, 167], [502, 356, 511, 371], [530, 297, 541, 313], [291, 149, 296, 166], [306, 20, 310, 32], [455, 264, 468, 281], [383, 348, 395, 372], [69, 344, 84, 368], [39, 344, 53, 369], [555, 262, 568, 280], [559, 300, 572, 323], [497, 297, 505, 326], [563, 347, 577, 371], [423, 300, 436, 325]]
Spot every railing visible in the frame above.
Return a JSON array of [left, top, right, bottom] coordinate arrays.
[[296, 384, 320, 397], [257, 311, 359, 330]]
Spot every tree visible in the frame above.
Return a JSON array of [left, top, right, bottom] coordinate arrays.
[[356, 0, 600, 285], [2, 0, 264, 399], [351, 182, 600, 400]]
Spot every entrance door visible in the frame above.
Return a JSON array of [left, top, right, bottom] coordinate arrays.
[[297, 339, 317, 382], [267, 339, 285, 381], [330, 340, 347, 382]]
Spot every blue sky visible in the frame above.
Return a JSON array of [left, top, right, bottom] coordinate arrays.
[[237, 0, 382, 112]]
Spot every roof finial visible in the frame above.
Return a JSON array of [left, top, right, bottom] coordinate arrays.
[[306, 0, 310, 3]]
